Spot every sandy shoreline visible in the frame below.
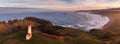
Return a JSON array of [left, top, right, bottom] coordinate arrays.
[[103, 15, 114, 29], [88, 11, 114, 29]]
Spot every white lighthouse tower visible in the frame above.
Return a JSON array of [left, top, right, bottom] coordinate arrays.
[[26, 24, 32, 40]]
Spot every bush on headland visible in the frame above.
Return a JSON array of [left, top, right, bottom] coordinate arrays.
[[0, 16, 53, 35]]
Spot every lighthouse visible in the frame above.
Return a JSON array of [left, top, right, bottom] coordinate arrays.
[[26, 24, 32, 40]]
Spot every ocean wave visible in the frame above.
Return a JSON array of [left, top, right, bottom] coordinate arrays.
[[52, 12, 110, 31]]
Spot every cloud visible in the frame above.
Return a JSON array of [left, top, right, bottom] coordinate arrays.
[[0, 0, 120, 10]]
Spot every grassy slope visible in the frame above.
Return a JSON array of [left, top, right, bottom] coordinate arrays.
[[1, 32, 62, 44], [0, 28, 104, 44], [63, 28, 104, 44]]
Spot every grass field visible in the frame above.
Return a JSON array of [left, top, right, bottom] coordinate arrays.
[[1, 32, 62, 44]]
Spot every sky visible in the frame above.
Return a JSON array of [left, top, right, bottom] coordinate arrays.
[[0, 0, 120, 10]]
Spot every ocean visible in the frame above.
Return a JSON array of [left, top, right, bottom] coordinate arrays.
[[0, 7, 109, 31]]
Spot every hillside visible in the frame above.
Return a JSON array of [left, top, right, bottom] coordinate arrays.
[[76, 9, 120, 44], [0, 13, 120, 44], [0, 16, 105, 44]]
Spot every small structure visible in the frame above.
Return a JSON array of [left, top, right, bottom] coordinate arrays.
[[26, 24, 32, 40]]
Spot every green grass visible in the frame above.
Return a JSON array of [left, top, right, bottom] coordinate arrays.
[[1, 32, 62, 44], [63, 28, 104, 44]]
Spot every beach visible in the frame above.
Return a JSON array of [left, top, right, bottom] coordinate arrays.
[[90, 10, 120, 33]]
